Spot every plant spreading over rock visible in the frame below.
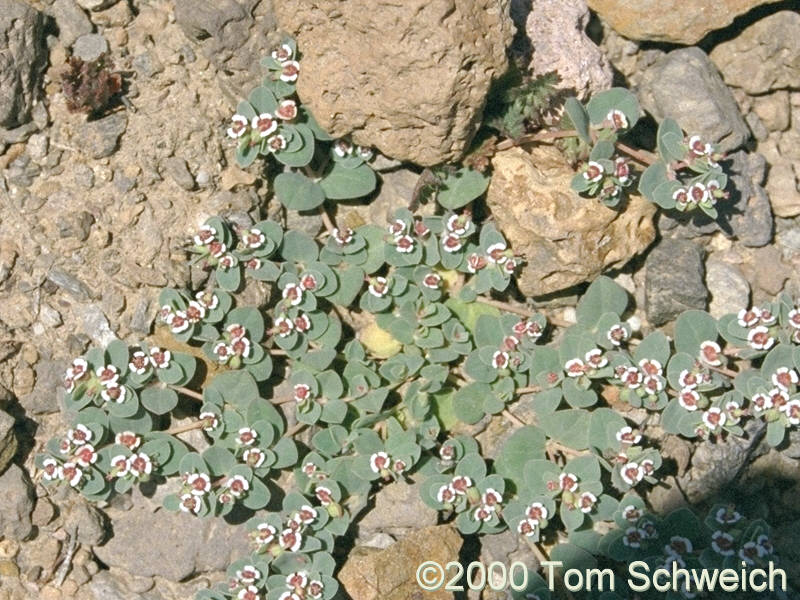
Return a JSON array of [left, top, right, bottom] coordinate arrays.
[[38, 40, 792, 599]]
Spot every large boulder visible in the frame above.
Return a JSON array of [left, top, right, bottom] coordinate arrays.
[[710, 11, 800, 95], [274, 0, 513, 166], [0, 0, 48, 129], [587, 0, 778, 44], [487, 146, 656, 297], [638, 48, 750, 153]]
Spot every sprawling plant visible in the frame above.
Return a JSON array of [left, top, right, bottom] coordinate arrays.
[[36, 39, 793, 600]]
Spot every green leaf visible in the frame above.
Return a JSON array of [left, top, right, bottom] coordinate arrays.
[[215, 264, 241, 292], [202, 446, 236, 477], [576, 276, 628, 328], [651, 179, 681, 209], [590, 140, 615, 161], [766, 420, 786, 447], [638, 160, 669, 200], [674, 310, 717, 355], [226, 307, 266, 342], [140, 387, 178, 415], [248, 86, 278, 114], [437, 168, 490, 210], [274, 124, 316, 168], [206, 371, 259, 407], [549, 543, 597, 571], [564, 97, 591, 144], [495, 426, 546, 480], [274, 172, 326, 211], [539, 409, 590, 450], [106, 340, 129, 375], [586, 88, 640, 129], [319, 163, 377, 200], [633, 331, 671, 365], [454, 382, 490, 424], [657, 118, 686, 162]]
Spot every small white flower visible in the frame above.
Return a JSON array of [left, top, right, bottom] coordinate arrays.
[[737, 307, 761, 328], [276, 99, 298, 121], [687, 182, 708, 205], [149, 347, 171, 369], [187, 472, 211, 496], [751, 392, 772, 413], [394, 235, 414, 253], [286, 570, 308, 589], [95, 365, 119, 387], [255, 523, 277, 545], [772, 367, 798, 391], [315, 486, 333, 506], [782, 399, 800, 425], [218, 254, 238, 270], [100, 385, 127, 404], [243, 228, 266, 249], [559, 472, 579, 492], [226, 475, 250, 498], [446, 214, 470, 235], [110, 455, 130, 477], [67, 424, 92, 445], [293, 383, 313, 404], [578, 491, 597, 513], [473, 505, 494, 522], [294, 313, 312, 333], [584, 349, 607, 368], [450, 475, 472, 495], [227, 114, 249, 139], [271, 43, 293, 63], [517, 518, 538, 537], [199, 412, 219, 432], [620, 462, 644, 486], [252, 113, 277, 137], [623, 527, 646, 548], [267, 135, 287, 152], [296, 505, 317, 524], [615, 157, 630, 183], [231, 336, 251, 358], [441, 232, 463, 253], [616, 426, 641, 445], [279, 528, 302, 552], [422, 272, 442, 289], [621, 366, 642, 390], [527, 502, 548, 521], [678, 369, 699, 389], [237, 427, 257, 446], [747, 326, 774, 350], [369, 451, 390, 473], [711, 531, 735, 556], [492, 351, 509, 370], [638, 359, 663, 377], [213, 342, 234, 364], [243, 448, 266, 468], [274, 316, 294, 337], [280, 61, 300, 82], [583, 161, 604, 183], [368, 277, 389, 298], [482, 488, 503, 506], [74, 444, 97, 467], [168, 311, 190, 333], [332, 227, 353, 245], [622, 505, 641, 522], [41, 457, 59, 481], [128, 453, 152, 478], [788, 308, 800, 329], [333, 140, 353, 158], [699, 340, 722, 366], [679, 388, 700, 411], [702, 407, 726, 431], [607, 324, 628, 346], [564, 358, 585, 377], [238, 585, 261, 600], [128, 351, 150, 375], [486, 242, 508, 264], [607, 109, 628, 129], [194, 225, 217, 246], [59, 462, 83, 487]]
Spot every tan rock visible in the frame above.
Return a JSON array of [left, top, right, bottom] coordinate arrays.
[[766, 160, 800, 218], [587, 0, 777, 44], [487, 147, 656, 296], [752, 91, 790, 132], [275, 0, 513, 166], [710, 11, 800, 94], [339, 525, 462, 600]]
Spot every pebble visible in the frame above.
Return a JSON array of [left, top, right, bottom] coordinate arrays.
[[72, 33, 109, 62], [26, 133, 49, 161], [47, 267, 93, 301], [80, 304, 117, 347], [51, 0, 93, 48], [163, 156, 195, 190], [705, 259, 750, 318]]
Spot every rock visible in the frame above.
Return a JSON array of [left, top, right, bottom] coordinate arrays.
[[644, 238, 707, 326], [162, 156, 195, 191], [64, 502, 107, 546], [93, 501, 252, 582], [749, 245, 789, 295], [526, 0, 612, 100], [75, 0, 119, 10], [21, 359, 66, 415], [339, 525, 462, 600], [752, 90, 790, 132], [0, 465, 34, 541], [72, 33, 109, 63], [80, 304, 117, 347], [745, 111, 768, 142], [0, 0, 47, 129], [586, 0, 774, 44], [47, 267, 93, 301], [646, 475, 688, 515], [710, 11, 800, 95], [0, 409, 17, 475], [174, 0, 279, 101], [487, 146, 656, 297], [274, 0, 513, 166], [76, 112, 127, 159], [357, 479, 438, 535], [766, 160, 800, 218], [638, 48, 750, 152], [51, 0, 93, 48], [727, 150, 774, 247], [705, 259, 750, 319]]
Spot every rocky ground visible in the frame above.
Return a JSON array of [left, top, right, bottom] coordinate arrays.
[[0, 0, 799, 599]]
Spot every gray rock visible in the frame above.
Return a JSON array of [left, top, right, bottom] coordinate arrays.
[[51, 0, 92, 47], [94, 502, 252, 582], [72, 33, 109, 63], [26, 132, 48, 160], [0, 0, 48, 129], [163, 156, 195, 191], [357, 479, 438, 535], [727, 150, 774, 247], [0, 121, 38, 144], [81, 304, 117, 346], [21, 359, 66, 415], [76, 111, 127, 159], [0, 409, 17, 475], [73, 163, 95, 189], [129, 296, 153, 334], [64, 502, 107, 546], [0, 464, 34, 540], [638, 47, 749, 152], [645, 238, 707, 326], [47, 267, 93, 301], [525, 0, 612, 100], [174, 0, 279, 101], [705, 259, 750, 319]]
